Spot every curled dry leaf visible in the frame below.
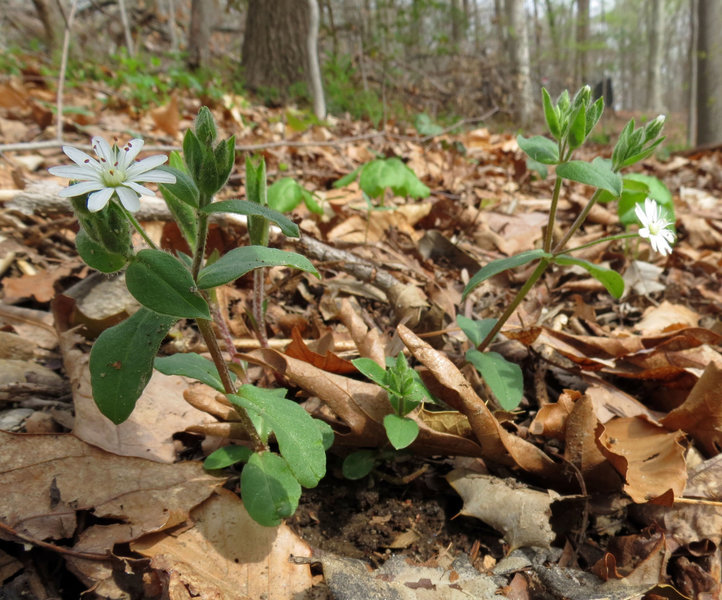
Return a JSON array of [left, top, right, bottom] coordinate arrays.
[[337, 297, 386, 366], [284, 325, 357, 374], [597, 417, 687, 505], [241, 348, 483, 456], [397, 324, 563, 484], [661, 362, 722, 456], [447, 469, 560, 551]]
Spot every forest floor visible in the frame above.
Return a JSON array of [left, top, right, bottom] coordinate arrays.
[[0, 76, 721, 600]]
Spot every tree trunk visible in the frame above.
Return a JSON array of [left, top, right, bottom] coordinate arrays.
[[242, 0, 325, 110], [30, 0, 65, 55], [505, 0, 535, 126], [646, 0, 665, 111], [687, 0, 698, 146], [575, 0, 590, 86], [187, 0, 216, 71], [696, 0, 722, 145]]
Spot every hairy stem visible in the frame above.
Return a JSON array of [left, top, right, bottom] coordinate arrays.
[[253, 268, 269, 348], [543, 175, 564, 253], [562, 232, 637, 255], [191, 211, 209, 280], [477, 259, 550, 352], [196, 318, 265, 452], [121, 205, 158, 250], [553, 188, 603, 253]]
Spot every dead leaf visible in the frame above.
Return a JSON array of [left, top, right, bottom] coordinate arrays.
[[0, 431, 220, 541], [150, 93, 180, 138], [397, 325, 563, 484], [661, 362, 722, 456], [635, 301, 699, 336], [285, 326, 357, 374], [623, 260, 666, 297], [132, 489, 314, 600], [447, 470, 560, 550], [597, 417, 687, 504], [2, 263, 74, 303]]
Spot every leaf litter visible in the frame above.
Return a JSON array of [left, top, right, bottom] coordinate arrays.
[[0, 83, 721, 599]]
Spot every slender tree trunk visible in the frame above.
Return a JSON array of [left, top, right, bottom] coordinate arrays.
[[543, 0, 561, 88], [687, 0, 698, 146], [646, 0, 665, 111], [30, 0, 65, 55], [307, 0, 326, 119], [505, 0, 535, 126], [575, 0, 590, 86], [696, 0, 722, 144], [187, 0, 216, 70]]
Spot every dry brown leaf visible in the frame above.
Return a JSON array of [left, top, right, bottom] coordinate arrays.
[[59, 329, 208, 462], [150, 93, 180, 137], [591, 530, 670, 586], [0, 431, 220, 541], [241, 347, 483, 456], [397, 325, 563, 483], [529, 389, 578, 440], [564, 395, 622, 492], [661, 362, 722, 456], [597, 417, 687, 504], [582, 375, 660, 422], [131, 488, 314, 600], [635, 301, 700, 335], [447, 470, 559, 550], [285, 326, 357, 374], [2, 263, 74, 303]]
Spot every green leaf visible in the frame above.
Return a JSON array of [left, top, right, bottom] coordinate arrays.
[[241, 451, 301, 527], [462, 249, 549, 299], [358, 158, 429, 199], [619, 137, 665, 169], [203, 200, 299, 238], [333, 166, 361, 189], [268, 177, 305, 213], [342, 450, 376, 480], [414, 113, 444, 136], [526, 158, 548, 180], [556, 157, 622, 196], [195, 106, 218, 146], [154, 353, 232, 392], [126, 249, 211, 319], [553, 255, 625, 299], [75, 227, 129, 273], [204, 445, 252, 470], [567, 104, 587, 149], [196, 246, 319, 289], [456, 315, 496, 347], [352, 357, 388, 388], [465, 349, 524, 411], [230, 385, 326, 488], [158, 166, 200, 208], [89, 308, 177, 424], [182, 129, 204, 185], [315, 419, 335, 450], [585, 97, 604, 136], [383, 414, 419, 450], [516, 135, 559, 164], [542, 88, 560, 139], [618, 174, 674, 227]]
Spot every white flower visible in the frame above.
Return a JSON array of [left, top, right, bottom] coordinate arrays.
[[48, 136, 176, 213], [635, 197, 676, 256]]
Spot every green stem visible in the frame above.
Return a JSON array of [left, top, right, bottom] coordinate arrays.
[[196, 318, 265, 452], [543, 176, 564, 252], [253, 268, 269, 348], [121, 205, 158, 250], [191, 211, 209, 280], [561, 232, 637, 255], [552, 188, 603, 254], [477, 259, 550, 352]]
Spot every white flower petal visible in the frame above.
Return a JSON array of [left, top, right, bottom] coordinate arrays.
[[644, 197, 659, 221], [638, 227, 650, 240], [130, 167, 176, 184], [124, 180, 156, 197], [48, 165, 103, 181], [635, 202, 648, 226], [87, 187, 115, 212], [116, 186, 141, 212], [57, 180, 106, 197], [92, 136, 114, 166], [126, 154, 168, 177], [63, 145, 101, 170], [120, 138, 145, 168]]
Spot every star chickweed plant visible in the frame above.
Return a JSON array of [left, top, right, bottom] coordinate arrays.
[[459, 87, 674, 411], [51, 108, 332, 528]]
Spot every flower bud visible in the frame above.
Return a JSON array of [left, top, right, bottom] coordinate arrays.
[[644, 114, 665, 142]]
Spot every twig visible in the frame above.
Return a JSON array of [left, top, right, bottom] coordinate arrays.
[[117, 0, 135, 56], [0, 520, 110, 561]]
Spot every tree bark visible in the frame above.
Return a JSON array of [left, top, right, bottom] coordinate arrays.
[[307, 0, 326, 119], [646, 0, 665, 111], [30, 0, 65, 55], [505, 0, 535, 126], [575, 0, 590, 86], [696, 0, 722, 144], [242, 0, 312, 100], [187, 0, 217, 71]]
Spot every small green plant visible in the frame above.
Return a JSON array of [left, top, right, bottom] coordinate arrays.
[[343, 353, 435, 479], [461, 87, 673, 410], [268, 176, 323, 215], [323, 53, 386, 125], [49, 108, 329, 527]]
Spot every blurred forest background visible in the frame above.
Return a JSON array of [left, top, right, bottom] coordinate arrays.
[[0, 0, 720, 146]]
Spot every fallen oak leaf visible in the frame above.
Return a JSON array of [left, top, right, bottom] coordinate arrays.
[[397, 324, 564, 485]]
